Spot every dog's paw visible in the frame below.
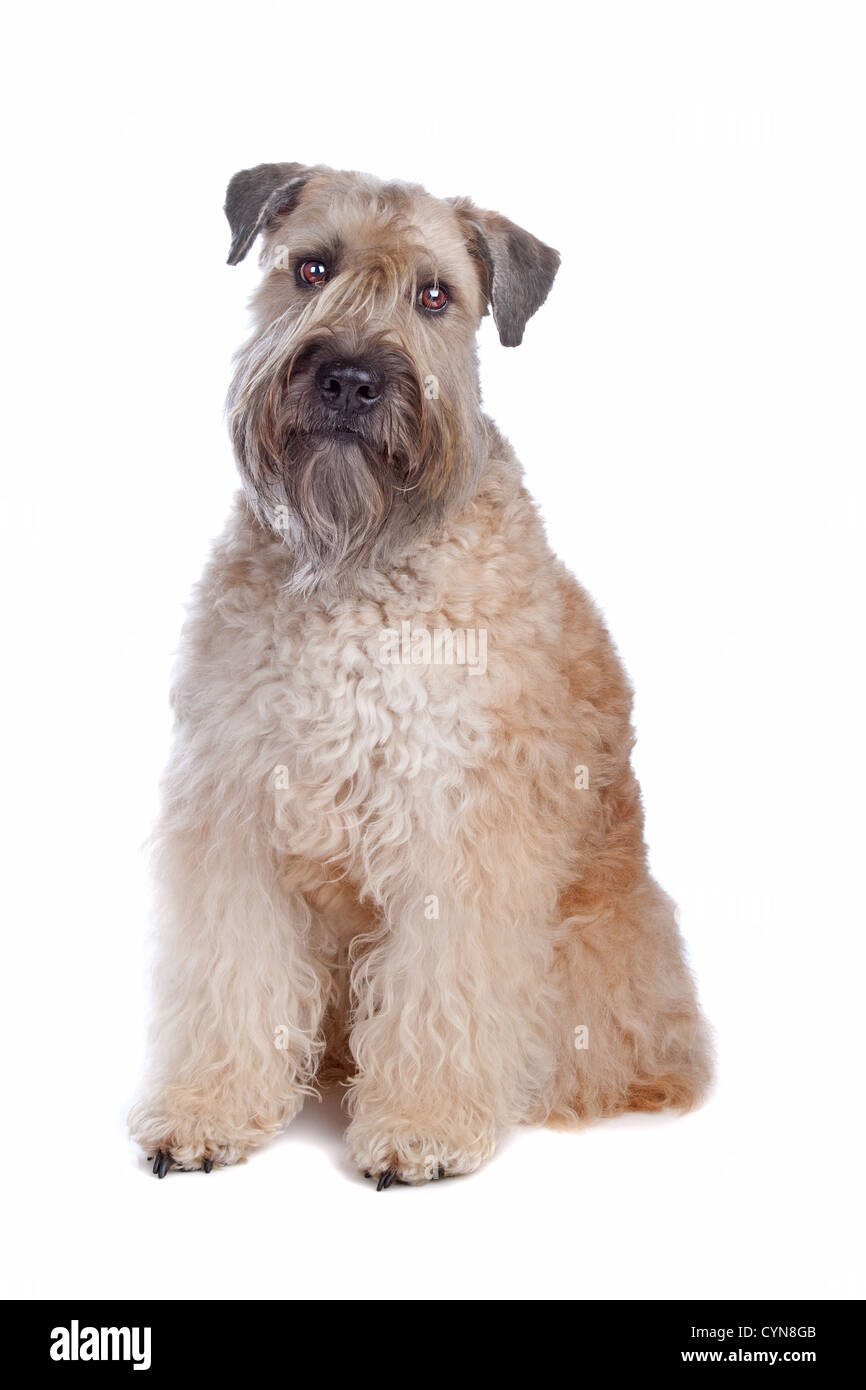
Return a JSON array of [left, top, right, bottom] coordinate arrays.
[[363, 1163, 447, 1190], [129, 1096, 274, 1177], [148, 1148, 216, 1179], [139, 1129, 248, 1176], [347, 1119, 496, 1187]]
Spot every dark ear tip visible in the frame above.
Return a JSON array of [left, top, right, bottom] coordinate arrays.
[[226, 234, 253, 265]]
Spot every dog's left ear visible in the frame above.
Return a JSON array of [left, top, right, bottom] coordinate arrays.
[[224, 162, 316, 266], [451, 198, 560, 347]]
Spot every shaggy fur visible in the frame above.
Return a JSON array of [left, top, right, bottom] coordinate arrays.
[[129, 163, 712, 1185]]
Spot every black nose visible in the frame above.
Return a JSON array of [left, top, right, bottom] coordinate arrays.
[[314, 359, 383, 415]]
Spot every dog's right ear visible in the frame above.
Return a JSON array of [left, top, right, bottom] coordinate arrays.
[[224, 162, 315, 266]]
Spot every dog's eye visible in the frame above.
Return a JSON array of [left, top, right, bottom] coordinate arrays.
[[298, 260, 329, 286], [418, 283, 448, 313]]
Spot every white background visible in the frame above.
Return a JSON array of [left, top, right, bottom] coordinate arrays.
[[1, 1, 863, 1300]]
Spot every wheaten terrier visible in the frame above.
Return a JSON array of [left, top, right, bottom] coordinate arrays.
[[129, 163, 712, 1186]]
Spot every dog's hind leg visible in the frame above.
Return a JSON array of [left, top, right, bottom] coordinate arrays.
[[547, 837, 713, 1125], [129, 773, 329, 1174]]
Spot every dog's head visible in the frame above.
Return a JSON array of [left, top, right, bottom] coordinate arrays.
[[225, 163, 559, 591]]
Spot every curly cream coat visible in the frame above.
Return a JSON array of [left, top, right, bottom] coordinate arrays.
[[130, 165, 711, 1184]]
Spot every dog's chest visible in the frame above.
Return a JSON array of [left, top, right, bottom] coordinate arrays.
[[265, 590, 495, 861]]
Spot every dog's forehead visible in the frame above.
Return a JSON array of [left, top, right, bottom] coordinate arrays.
[[293, 170, 470, 268]]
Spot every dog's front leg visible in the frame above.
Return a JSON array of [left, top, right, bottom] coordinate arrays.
[[129, 774, 327, 1174], [345, 836, 560, 1186]]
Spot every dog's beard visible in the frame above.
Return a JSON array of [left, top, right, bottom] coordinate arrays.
[[274, 430, 416, 593], [229, 333, 476, 595]]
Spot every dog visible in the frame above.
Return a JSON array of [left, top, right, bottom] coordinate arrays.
[[129, 163, 712, 1186]]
